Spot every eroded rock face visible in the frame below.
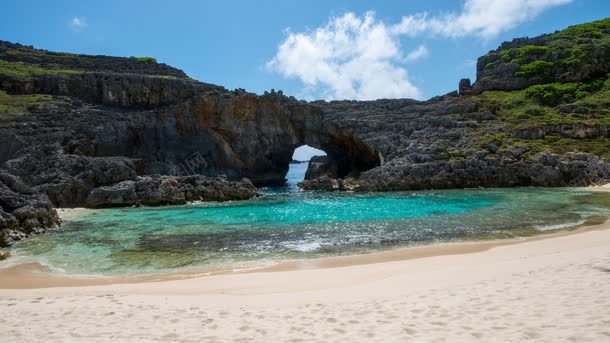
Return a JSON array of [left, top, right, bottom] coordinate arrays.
[[356, 153, 610, 191], [0, 90, 381, 187], [3, 149, 138, 207], [0, 171, 60, 247]]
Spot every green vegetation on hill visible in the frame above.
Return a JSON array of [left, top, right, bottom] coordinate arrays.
[[0, 59, 83, 79], [0, 90, 54, 118], [481, 74, 610, 127], [0, 40, 188, 80], [524, 78, 605, 106], [477, 73, 610, 159], [488, 18, 610, 81], [130, 56, 157, 63]]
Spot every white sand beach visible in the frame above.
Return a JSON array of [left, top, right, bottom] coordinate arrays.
[[1, 222, 609, 342]]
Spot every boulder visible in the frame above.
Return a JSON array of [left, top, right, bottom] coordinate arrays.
[[86, 180, 138, 208]]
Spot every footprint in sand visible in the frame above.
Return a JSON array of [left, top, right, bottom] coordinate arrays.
[[471, 332, 484, 338], [403, 327, 417, 335]]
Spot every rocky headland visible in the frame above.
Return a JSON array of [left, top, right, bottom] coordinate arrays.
[[1, 18, 609, 245]]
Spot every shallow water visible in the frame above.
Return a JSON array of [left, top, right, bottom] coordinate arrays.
[[3, 164, 610, 276]]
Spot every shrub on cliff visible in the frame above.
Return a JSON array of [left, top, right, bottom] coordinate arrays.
[[130, 56, 157, 63], [525, 77, 606, 106]]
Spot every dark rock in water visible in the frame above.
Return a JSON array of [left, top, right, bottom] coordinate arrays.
[[86, 180, 138, 208], [304, 156, 337, 180], [134, 175, 257, 206], [299, 176, 360, 192], [299, 175, 341, 191], [86, 175, 257, 208], [0, 250, 10, 260]]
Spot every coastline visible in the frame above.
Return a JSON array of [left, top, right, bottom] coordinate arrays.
[[1, 217, 609, 341], [1, 183, 609, 288], [0, 216, 608, 289]]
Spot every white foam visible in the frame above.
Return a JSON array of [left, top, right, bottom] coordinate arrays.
[[284, 241, 322, 252], [534, 220, 585, 231]]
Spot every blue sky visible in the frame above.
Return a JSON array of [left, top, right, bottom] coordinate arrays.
[[0, 0, 608, 101]]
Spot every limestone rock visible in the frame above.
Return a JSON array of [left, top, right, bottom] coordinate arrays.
[[86, 180, 138, 208]]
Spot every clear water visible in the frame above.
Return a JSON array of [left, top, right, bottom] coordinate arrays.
[[2, 163, 610, 276]]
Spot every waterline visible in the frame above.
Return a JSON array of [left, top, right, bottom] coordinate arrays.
[[2, 187, 610, 276]]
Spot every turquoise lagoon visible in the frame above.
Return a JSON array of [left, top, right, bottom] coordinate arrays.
[[3, 163, 610, 276]]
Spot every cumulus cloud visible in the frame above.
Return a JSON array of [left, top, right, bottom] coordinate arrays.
[[267, 12, 421, 100], [267, 0, 573, 100], [69, 17, 88, 31]]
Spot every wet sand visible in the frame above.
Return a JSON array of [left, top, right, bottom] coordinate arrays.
[[1, 221, 609, 341]]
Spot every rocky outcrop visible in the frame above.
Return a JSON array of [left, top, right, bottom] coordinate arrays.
[[0, 171, 60, 247], [472, 18, 610, 93], [299, 176, 360, 192], [458, 78, 472, 95], [0, 40, 223, 109], [0, 72, 220, 109], [86, 175, 256, 208], [3, 149, 138, 207], [355, 153, 610, 191], [304, 155, 336, 180], [0, 41, 188, 77]]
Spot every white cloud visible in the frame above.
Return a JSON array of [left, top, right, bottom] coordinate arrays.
[[267, 0, 572, 100], [392, 0, 574, 39], [405, 45, 429, 62], [266, 12, 421, 101], [69, 17, 88, 31]]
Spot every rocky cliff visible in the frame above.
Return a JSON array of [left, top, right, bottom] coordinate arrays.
[[1, 18, 610, 245], [302, 18, 610, 191]]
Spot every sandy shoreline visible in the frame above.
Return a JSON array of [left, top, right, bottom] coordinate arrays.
[[1, 220, 609, 341], [4, 184, 610, 289], [0, 217, 605, 289]]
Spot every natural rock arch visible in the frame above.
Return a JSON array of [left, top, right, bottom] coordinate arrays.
[[73, 92, 382, 187]]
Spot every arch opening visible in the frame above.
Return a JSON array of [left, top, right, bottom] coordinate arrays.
[[243, 119, 381, 187], [285, 145, 327, 187]]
